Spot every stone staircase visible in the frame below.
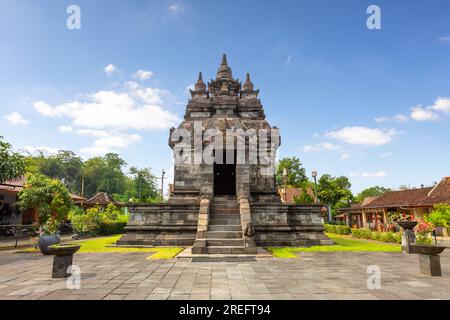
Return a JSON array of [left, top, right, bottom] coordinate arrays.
[[203, 196, 248, 254]]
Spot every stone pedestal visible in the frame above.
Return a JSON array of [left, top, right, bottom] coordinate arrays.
[[401, 230, 416, 254], [52, 255, 73, 278], [419, 254, 441, 276]]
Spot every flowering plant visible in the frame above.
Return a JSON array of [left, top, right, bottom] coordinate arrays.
[[414, 218, 433, 244]]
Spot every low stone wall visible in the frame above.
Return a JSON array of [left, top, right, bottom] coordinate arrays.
[[252, 203, 333, 246], [117, 204, 199, 246]]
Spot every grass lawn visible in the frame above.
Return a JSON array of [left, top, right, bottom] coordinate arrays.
[[268, 233, 401, 258], [20, 235, 184, 259]]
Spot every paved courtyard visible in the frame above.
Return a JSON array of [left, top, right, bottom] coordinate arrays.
[[0, 250, 449, 300]]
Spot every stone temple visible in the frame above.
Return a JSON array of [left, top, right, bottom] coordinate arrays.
[[118, 55, 332, 253]]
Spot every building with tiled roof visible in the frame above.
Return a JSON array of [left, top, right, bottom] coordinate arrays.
[[362, 187, 432, 209], [415, 177, 450, 207], [338, 177, 450, 230], [83, 192, 119, 209]]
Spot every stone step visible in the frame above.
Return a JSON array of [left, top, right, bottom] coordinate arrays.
[[209, 218, 241, 225], [206, 231, 243, 238], [209, 214, 240, 220], [208, 225, 242, 232], [206, 238, 244, 246], [212, 204, 238, 209], [211, 208, 240, 215], [212, 198, 238, 207], [203, 246, 258, 254]]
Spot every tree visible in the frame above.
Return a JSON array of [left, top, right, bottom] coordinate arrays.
[[23, 151, 47, 174], [127, 167, 159, 203], [276, 157, 307, 188], [39, 150, 83, 193], [0, 136, 25, 183], [98, 153, 127, 195], [356, 186, 390, 203], [18, 173, 73, 224], [82, 157, 105, 198], [318, 174, 354, 213]]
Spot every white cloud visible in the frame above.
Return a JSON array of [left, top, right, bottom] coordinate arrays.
[[381, 152, 393, 158], [169, 4, 184, 12], [340, 153, 350, 160], [350, 171, 387, 178], [104, 64, 118, 75], [326, 126, 397, 146], [5, 112, 29, 125], [33, 82, 180, 131], [19, 146, 59, 155], [429, 97, 450, 113], [410, 106, 439, 121], [302, 142, 341, 152], [374, 114, 407, 123], [133, 70, 153, 81], [438, 36, 450, 42], [80, 133, 142, 156], [76, 128, 109, 137], [58, 125, 73, 133]]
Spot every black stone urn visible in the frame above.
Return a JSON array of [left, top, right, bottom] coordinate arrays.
[[410, 244, 446, 276], [38, 235, 61, 255], [397, 221, 418, 254], [397, 221, 418, 230], [49, 244, 81, 278], [410, 244, 446, 256]]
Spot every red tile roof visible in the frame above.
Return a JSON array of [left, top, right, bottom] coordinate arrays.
[[84, 192, 116, 206], [70, 193, 86, 203], [0, 176, 25, 193], [278, 187, 317, 203], [362, 187, 432, 208], [416, 177, 450, 206]]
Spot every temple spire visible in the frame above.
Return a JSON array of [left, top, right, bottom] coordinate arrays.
[[243, 73, 254, 91], [217, 53, 233, 80], [194, 72, 206, 92], [221, 54, 228, 67]]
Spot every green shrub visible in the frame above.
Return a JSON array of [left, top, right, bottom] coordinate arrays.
[[324, 224, 351, 235], [68, 205, 128, 236], [102, 204, 122, 221], [98, 221, 127, 235], [351, 228, 401, 244], [68, 207, 101, 235], [425, 203, 450, 227]]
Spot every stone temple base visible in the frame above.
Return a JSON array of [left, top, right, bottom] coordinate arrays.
[[117, 197, 332, 249], [117, 203, 199, 246]]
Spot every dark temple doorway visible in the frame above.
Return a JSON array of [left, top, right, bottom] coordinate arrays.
[[214, 150, 236, 195]]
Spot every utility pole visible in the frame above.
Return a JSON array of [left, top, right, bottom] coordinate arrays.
[[312, 170, 319, 203], [160, 169, 166, 201], [138, 174, 142, 203], [80, 175, 85, 207]]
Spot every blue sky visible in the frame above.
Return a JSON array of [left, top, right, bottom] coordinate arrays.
[[1, 0, 450, 193]]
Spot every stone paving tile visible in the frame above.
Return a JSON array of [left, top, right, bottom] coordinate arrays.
[[1, 250, 450, 300]]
